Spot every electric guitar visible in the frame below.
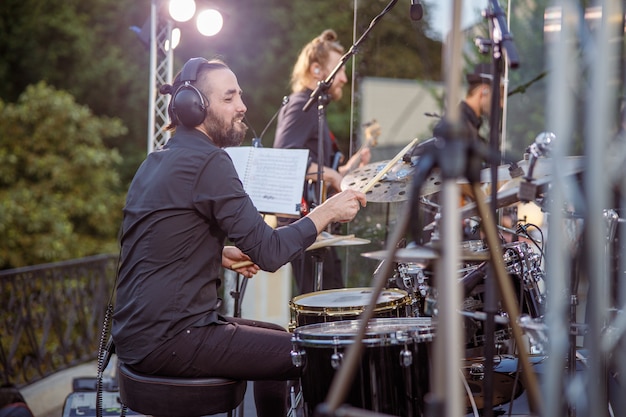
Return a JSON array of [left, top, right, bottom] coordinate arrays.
[[300, 120, 381, 215]]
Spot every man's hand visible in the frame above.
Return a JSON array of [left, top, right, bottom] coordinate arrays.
[[307, 189, 367, 233], [222, 246, 260, 278]]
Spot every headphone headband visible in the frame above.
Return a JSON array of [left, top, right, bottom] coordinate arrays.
[[180, 57, 210, 83]]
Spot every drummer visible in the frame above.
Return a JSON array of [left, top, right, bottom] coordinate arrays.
[[112, 57, 367, 417], [274, 29, 371, 295]]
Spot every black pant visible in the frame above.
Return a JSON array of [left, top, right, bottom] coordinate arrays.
[[133, 316, 300, 417]]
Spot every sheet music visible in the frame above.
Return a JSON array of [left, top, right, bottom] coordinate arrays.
[[225, 146, 309, 216]]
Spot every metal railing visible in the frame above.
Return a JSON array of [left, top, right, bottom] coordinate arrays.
[[0, 254, 118, 387]]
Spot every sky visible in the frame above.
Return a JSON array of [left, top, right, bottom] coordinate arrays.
[[426, 0, 487, 40]]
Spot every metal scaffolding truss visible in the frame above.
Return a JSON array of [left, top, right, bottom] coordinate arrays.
[[148, 0, 174, 154]]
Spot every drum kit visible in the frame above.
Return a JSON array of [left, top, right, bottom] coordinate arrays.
[[286, 146, 589, 416]]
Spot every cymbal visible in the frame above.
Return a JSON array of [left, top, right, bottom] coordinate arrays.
[[361, 246, 490, 263], [459, 176, 552, 219], [341, 160, 443, 202], [307, 232, 370, 251], [458, 155, 584, 184]]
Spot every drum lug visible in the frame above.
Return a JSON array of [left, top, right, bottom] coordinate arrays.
[[291, 349, 306, 368], [400, 347, 413, 367], [331, 351, 343, 370]]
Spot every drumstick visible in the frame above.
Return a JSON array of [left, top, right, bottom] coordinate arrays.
[[231, 260, 254, 269], [360, 137, 420, 194]]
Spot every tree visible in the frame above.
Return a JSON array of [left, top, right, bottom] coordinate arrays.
[[0, 0, 150, 182], [0, 82, 126, 269]]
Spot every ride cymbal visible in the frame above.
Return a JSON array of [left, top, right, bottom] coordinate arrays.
[[458, 155, 584, 184], [341, 160, 444, 202]]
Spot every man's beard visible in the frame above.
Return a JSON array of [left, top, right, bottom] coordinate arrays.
[[204, 108, 248, 148]]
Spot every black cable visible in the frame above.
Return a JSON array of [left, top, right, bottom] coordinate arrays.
[[96, 230, 122, 417], [516, 222, 545, 262]]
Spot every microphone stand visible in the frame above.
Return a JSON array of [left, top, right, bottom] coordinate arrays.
[[302, 0, 399, 297], [474, 2, 520, 416], [250, 95, 290, 148]]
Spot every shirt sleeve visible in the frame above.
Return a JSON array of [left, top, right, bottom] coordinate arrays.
[[192, 149, 318, 272]]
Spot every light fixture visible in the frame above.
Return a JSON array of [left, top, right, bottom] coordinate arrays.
[[165, 27, 181, 51], [168, 0, 196, 23], [196, 9, 223, 37]]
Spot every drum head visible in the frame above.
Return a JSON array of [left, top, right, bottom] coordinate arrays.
[[290, 287, 409, 316], [293, 317, 436, 347]]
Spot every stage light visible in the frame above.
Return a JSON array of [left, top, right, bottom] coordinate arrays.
[[169, 0, 196, 23], [196, 9, 223, 37]]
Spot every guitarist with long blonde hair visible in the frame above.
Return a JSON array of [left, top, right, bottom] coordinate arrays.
[[274, 29, 372, 295]]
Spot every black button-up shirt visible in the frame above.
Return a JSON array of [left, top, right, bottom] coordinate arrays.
[[112, 127, 317, 364]]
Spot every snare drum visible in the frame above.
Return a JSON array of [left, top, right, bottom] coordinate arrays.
[[289, 287, 411, 330], [291, 317, 435, 416]]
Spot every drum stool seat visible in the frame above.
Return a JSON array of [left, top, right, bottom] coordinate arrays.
[[118, 362, 246, 417]]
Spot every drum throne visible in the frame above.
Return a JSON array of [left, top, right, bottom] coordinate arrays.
[[117, 361, 247, 417]]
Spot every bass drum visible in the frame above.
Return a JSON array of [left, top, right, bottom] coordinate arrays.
[[291, 317, 435, 417], [288, 287, 411, 331]]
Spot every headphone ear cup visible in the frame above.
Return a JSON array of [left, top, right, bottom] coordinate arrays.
[[171, 84, 207, 128]]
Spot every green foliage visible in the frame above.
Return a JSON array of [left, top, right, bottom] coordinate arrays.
[[0, 82, 126, 269], [0, 0, 149, 183]]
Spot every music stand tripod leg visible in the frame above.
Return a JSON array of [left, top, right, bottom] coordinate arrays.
[[230, 273, 249, 319], [311, 249, 324, 292]]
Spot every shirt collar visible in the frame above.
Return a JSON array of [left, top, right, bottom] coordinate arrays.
[[165, 127, 218, 152]]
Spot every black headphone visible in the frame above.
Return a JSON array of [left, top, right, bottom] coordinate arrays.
[[170, 57, 210, 128]]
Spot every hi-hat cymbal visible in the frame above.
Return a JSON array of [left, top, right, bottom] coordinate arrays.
[[307, 232, 370, 251], [361, 246, 490, 262]]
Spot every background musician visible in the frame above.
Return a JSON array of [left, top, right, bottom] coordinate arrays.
[[417, 63, 504, 242], [274, 29, 371, 295]]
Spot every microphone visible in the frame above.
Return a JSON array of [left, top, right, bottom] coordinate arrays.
[[527, 131, 554, 160], [249, 96, 289, 148], [517, 131, 555, 202], [410, 0, 424, 21]]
